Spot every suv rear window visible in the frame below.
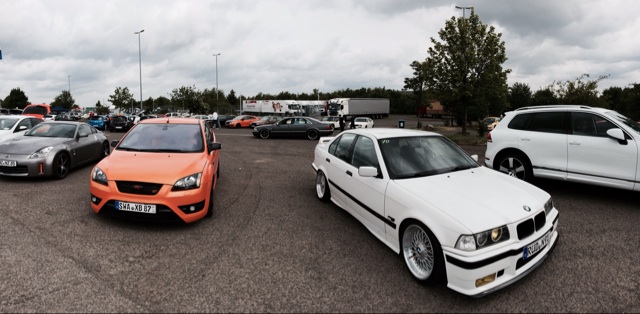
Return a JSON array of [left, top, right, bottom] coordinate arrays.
[[508, 112, 566, 134]]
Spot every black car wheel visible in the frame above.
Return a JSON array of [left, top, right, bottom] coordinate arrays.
[[307, 129, 319, 140], [235, 124, 241, 128], [205, 178, 215, 218], [53, 152, 71, 180], [259, 129, 270, 139], [496, 152, 533, 181], [100, 142, 110, 159]]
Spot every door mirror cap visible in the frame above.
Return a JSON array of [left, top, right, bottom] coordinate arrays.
[[606, 128, 625, 141], [358, 166, 378, 177]]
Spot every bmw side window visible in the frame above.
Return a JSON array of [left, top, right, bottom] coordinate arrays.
[[351, 136, 379, 169], [332, 133, 356, 162]]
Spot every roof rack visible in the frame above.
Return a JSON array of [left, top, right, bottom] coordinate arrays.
[[514, 105, 592, 111]]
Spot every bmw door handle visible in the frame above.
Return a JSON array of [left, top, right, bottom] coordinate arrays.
[[346, 170, 352, 176]]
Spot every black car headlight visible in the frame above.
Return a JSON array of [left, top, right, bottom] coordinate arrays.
[[456, 226, 510, 251], [172, 173, 202, 191], [91, 166, 108, 186]]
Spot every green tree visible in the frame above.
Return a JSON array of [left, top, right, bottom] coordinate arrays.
[[170, 85, 206, 114], [94, 101, 110, 115], [404, 61, 429, 113], [3, 87, 29, 109], [226, 89, 238, 110], [108, 87, 135, 112], [531, 87, 558, 107], [552, 73, 607, 106], [417, 11, 510, 134], [153, 96, 171, 113], [508, 82, 532, 110], [50, 90, 75, 109], [601, 86, 624, 111]]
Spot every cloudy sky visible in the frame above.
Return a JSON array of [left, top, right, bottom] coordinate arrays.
[[1, 0, 639, 108]]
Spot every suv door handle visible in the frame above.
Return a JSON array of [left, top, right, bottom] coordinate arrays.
[[520, 137, 531, 141], [569, 141, 581, 145]]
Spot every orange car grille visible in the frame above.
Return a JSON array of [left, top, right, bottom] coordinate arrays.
[[116, 181, 163, 195]]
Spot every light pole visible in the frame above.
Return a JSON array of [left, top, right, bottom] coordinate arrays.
[[134, 29, 144, 114], [455, 5, 473, 18], [213, 53, 221, 111], [68, 75, 71, 94]]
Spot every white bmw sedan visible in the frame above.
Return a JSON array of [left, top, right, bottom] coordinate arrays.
[[311, 128, 559, 297]]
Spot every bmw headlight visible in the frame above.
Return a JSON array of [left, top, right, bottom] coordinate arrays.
[[28, 146, 54, 159], [91, 166, 108, 186], [172, 173, 202, 191], [544, 198, 554, 215], [456, 226, 510, 251]]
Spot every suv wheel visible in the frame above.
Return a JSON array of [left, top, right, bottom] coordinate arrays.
[[496, 152, 533, 181]]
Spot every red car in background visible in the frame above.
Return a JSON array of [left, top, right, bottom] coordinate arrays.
[[22, 103, 51, 120], [226, 115, 260, 128]]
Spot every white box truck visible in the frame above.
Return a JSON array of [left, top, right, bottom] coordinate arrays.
[[327, 98, 389, 119], [242, 100, 304, 116]]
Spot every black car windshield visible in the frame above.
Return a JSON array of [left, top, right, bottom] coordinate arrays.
[[0, 117, 20, 130], [379, 136, 479, 179], [25, 123, 76, 138], [117, 123, 204, 153]]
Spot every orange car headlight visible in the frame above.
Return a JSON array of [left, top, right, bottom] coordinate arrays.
[[91, 166, 108, 186]]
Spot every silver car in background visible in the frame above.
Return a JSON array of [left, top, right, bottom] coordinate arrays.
[[0, 121, 110, 179]]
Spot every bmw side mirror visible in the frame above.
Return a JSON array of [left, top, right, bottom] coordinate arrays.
[[358, 166, 378, 177]]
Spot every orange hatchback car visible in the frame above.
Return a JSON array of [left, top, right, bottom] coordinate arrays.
[[226, 115, 260, 128], [90, 118, 222, 223]]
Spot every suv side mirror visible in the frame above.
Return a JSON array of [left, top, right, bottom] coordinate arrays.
[[606, 128, 627, 144]]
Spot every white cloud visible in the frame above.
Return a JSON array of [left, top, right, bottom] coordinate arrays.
[[0, 0, 638, 107]]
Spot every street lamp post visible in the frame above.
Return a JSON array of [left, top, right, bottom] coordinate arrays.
[[455, 5, 473, 18], [68, 75, 71, 94], [134, 29, 144, 114], [213, 53, 221, 111]]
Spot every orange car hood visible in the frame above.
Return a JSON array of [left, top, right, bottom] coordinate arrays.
[[101, 151, 207, 185]]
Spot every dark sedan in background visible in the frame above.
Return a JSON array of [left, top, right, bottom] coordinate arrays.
[[250, 115, 283, 128], [0, 121, 110, 179], [252, 117, 334, 140]]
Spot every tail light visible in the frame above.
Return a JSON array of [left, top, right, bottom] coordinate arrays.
[[487, 132, 492, 143]]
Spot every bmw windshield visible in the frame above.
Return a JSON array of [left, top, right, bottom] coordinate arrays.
[[379, 136, 479, 179]]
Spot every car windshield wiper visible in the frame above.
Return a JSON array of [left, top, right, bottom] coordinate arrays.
[[139, 148, 187, 153], [117, 146, 144, 151], [447, 165, 474, 173]]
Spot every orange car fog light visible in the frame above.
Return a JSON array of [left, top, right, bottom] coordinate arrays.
[[475, 273, 497, 287], [178, 200, 205, 214]]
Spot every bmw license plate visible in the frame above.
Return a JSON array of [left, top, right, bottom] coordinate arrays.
[[115, 201, 156, 214], [0, 159, 17, 167], [523, 230, 552, 260]]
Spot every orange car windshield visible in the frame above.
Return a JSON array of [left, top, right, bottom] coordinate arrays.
[[117, 123, 204, 153]]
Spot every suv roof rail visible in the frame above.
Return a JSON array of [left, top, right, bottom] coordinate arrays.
[[514, 105, 592, 111]]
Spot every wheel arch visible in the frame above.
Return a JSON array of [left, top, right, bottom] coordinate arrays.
[[492, 147, 531, 170]]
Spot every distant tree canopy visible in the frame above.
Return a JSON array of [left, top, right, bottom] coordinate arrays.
[[108, 87, 135, 112], [50, 90, 76, 109], [3, 87, 29, 109], [170, 85, 206, 114]]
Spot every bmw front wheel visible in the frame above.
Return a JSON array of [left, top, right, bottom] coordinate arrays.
[[401, 222, 445, 284]]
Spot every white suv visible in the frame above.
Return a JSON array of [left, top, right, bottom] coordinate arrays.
[[485, 105, 640, 191]]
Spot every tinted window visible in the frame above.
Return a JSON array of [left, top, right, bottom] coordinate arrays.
[[329, 133, 357, 162], [572, 112, 617, 137], [509, 112, 566, 133]]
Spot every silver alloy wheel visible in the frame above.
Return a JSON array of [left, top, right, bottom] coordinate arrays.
[[402, 224, 435, 280], [499, 156, 527, 180], [315, 171, 330, 201]]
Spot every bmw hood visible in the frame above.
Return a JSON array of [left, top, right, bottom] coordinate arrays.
[[392, 166, 550, 233], [0, 136, 69, 154], [98, 151, 207, 185]]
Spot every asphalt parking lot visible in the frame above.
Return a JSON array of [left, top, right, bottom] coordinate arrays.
[[1, 115, 638, 312]]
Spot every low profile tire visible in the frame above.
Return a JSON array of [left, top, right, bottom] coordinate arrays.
[[315, 171, 331, 201], [52, 152, 71, 180], [496, 152, 533, 181], [307, 129, 319, 140], [100, 142, 110, 160], [259, 129, 270, 139], [401, 222, 445, 285], [235, 124, 241, 128], [205, 178, 215, 218]]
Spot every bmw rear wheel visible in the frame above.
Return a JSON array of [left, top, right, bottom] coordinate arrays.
[[53, 152, 71, 180], [315, 171, 330, 201], [259, 129, 270, 139], [307, 129, 319, 140], [401, 222, 445, 284], [496, 152, 532, 181]]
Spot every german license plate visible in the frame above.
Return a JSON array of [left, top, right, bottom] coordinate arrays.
[[115, 126, 122, 129], [0, 159, 17, 167], [115, 201, 156, 214], [523, 231, 551, 260]]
